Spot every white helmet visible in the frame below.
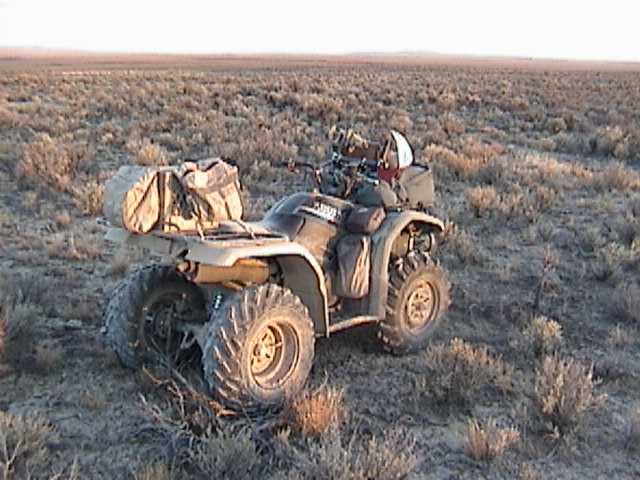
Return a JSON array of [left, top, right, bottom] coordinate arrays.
[[390, 130, 414, 169]]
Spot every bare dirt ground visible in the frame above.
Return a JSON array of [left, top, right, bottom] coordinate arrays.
[[1, 54, 640, 479]]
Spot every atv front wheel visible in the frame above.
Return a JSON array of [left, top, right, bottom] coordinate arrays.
[[202, 283, 314, 412], [378, 252, 450, 354], [103, 265, 206, 369]]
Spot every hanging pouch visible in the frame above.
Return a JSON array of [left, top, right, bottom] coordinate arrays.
[[335, 234, 371, 299]]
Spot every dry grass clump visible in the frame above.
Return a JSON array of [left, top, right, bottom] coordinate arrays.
[[421, 338, 513, 406], [612, 280, 640, 323], [533, 355, 603, 434], [523, 315, 563, 358], [15, 133, 91, 192], [286, 384, 345, 437], [0, 411, 57, 479], [465, 418, 520, 462]]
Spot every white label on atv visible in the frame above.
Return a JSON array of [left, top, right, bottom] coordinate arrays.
[[297, 202, 343, 224]]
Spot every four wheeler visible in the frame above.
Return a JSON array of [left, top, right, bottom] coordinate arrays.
[[102, 127, 451, 412]]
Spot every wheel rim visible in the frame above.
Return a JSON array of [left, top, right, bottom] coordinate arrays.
[[141, 292, 198, 366], [404, 279, 439, 332], [249, 321, 299, 390]]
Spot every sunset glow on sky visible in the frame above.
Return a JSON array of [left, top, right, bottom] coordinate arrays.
[[0, 0, 638, 62]]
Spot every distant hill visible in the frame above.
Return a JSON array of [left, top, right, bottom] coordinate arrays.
[[1, 47, 639, 72]]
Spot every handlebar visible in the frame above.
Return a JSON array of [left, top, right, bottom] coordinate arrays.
[[280, 156, 380, 173]]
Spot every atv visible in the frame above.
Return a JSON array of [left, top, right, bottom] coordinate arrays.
[[102, 127, 450, 412]]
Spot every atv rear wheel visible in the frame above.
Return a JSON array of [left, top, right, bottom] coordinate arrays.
[[103, 265, 206, 369], [202, 283, 314, 412], [378, 252, 450, 354]]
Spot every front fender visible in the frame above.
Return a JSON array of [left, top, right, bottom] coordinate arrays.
[[367, 211, 444, 317]]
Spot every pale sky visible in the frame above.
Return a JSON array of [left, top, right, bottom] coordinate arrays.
[[0, 0, 638, 62]]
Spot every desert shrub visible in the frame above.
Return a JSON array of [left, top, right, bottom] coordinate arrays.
[[420, 338, 513, 407], [136, 139, 169, 166], [607, 324, 635, 350], [443, 228, 487, 265], [0, 103, 18, 128], [425, 137, 503, 182], [546, 117, 568, 134], [612, 280, 640, 323], [590, 125, 625, 157], [465, 418, 520, 462], [49, 458, 81, 480], [466, 186, 499, 217], [106, 249, 133, 277], [0, 306, 6, 372], [623, 406, 640, 452], [533, 355, 602, 434], [299, 93, 343, 121], [32, 339, 65, 375], [387, 110, 413, 133], [592, 242, 636, 281], [0, 411, 57, 479], [441, 112, 465, 136], [523, 315, 563, 358], [187, 427, 261, 480], [612, 211, 640, 248], [277, 428, 419, 480], [423, 144, 461, 176], [496, 184, 559, 221], [458, 136, 504, 163], [132, 461, 175, 480], [588, 160, 638, 191], [286, 384, 345, 437], [0, 294, 42, 373], [15, 133, 91, 192], [536, 137, 557, 152], [46, 233, 102, 262], [71, 181, 104, 216]]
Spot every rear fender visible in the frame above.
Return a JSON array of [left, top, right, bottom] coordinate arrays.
[[106, 227, 329, 335], [367, 211, 444, 317], [185, 241, 329, 337]]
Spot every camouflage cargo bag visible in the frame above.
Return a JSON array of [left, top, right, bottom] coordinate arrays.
[[103, 158, 243, 233], [172, 158, 243, 232], [103, 165, 167, 233]]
